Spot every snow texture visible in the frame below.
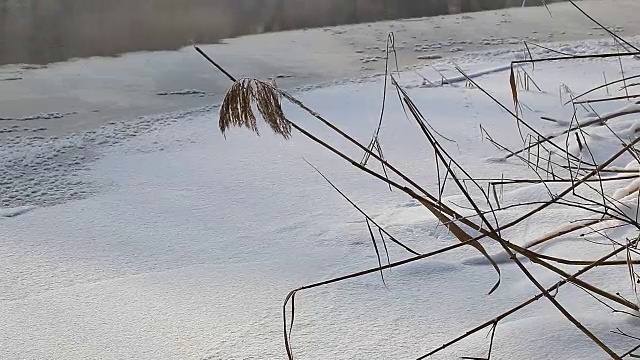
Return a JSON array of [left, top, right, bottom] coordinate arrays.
[[1, 37, 639, 360]]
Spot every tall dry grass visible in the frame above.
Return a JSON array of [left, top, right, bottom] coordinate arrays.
[[204, 0, 639, 358]]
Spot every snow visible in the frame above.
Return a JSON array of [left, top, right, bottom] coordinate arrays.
[[418, 63, 513, 88], [156, 89, 209, 97], [0, 205, 37, 218], [2, 37, 640, 359], [0, 112, 67, 121]]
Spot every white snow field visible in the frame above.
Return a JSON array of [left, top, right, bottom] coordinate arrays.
[[2, 37, 640, 359]]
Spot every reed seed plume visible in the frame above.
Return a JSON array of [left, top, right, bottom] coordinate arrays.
[[219, 78, 292, 139]]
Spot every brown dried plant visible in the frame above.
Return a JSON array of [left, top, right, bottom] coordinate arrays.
[[200, 2, 640, 357], [219, 78, 292, 139]]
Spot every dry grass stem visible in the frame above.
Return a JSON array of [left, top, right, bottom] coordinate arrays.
[[201, 5, 640, 356]]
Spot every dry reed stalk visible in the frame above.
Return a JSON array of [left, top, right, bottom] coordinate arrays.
[[567, 74, 640, 105], [419, 238, 639, 359], [458, 66, 585, 165], [282, 237, 487, 360], [495, 273, 611, 357], [512, 52, 640, 67], [496, 138, 640, 235], [524, 41, 574, 57], [219, 78, 292, 139], [207, 57, 511, 359], [454, 57, 640, 352], [396, 71, 635, 357], [304, 159, 419, 256], [199, 16, 640, 356], [391, 77, 505, 288], [510, 67, 520, 116], [439, 98, 624, 360], [417, 197, 501, 294], [506, 242, 639, 311], [504, 102, 640, 163], [525, 219, 602, 249], [487, 175, 640, 186], [574, 94, 640, 105], [567, 0, 640, 52]]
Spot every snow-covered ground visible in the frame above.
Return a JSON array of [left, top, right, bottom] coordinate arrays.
[[1, 0, 639, 138], [2, 13, 640, 360]]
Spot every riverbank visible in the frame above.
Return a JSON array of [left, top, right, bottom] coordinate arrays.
[[1, 0, 639, 138]]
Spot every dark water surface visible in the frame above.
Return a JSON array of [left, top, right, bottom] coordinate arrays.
[[0, 0, 549, 65]]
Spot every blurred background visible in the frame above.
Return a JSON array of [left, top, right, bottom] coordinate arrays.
[[0, 0, 568, 65]]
